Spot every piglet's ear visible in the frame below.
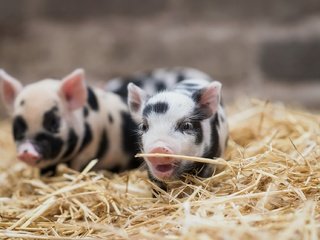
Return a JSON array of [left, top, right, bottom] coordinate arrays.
[[59, 69, 87, 111], [0, 69, 23, 112], [194, 81, 221, 119], [127, 83, 148, 121]]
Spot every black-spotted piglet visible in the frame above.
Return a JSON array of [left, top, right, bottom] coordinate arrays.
[[106, 67, 211, 99], [0, 69, 140, 175], [127, 78, 228, 187]]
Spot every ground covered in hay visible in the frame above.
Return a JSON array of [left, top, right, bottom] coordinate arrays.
[[0, 99, 319, 240]]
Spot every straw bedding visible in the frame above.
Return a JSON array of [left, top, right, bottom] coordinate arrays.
[[0, 99, 319, 239]]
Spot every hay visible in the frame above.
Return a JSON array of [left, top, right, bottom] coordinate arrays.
[[0, 99, 319, 239]]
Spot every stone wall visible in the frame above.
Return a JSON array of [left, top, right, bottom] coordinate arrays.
[[0, 0, 319, 117]]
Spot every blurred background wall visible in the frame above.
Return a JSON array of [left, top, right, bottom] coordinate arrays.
[[0, 0, 320, 117]]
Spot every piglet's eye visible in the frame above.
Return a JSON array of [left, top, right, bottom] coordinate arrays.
[[179, 122, 193, 132], [139, 120, 149, 132]]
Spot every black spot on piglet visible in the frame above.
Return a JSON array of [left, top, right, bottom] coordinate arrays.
[[120, 111, 142, 170], [191, 89, 202, 103], [95, 129, 109, 160], [153, 102, 169, 114], [35, 133, 63, 160], [143, 102, 169, 117], [40, 165, 57, 176], [43, 107, 60, 134], [79, 123, 92, 152], [202, 114, 221, 159], [193, 121, 203, 145], [108, 114, 114, 124], [155, 82, 166, 92], [83, 107, 89, 118], [62, 128, 78, 159], [13, 116, 28, 141], [87, 87, 99, 111], [176, 73, 186, 82], [121, 111, 139, 155], [143, 104, 153, 117]]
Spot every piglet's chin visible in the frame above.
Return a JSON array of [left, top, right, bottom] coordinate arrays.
[[151, 164, 177, 180], [18, 155, 40, 166], [146, 146, 177, 180]]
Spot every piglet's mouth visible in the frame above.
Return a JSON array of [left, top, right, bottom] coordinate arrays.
[[146, 156, 178, 180], [155, 164, 174, 172]]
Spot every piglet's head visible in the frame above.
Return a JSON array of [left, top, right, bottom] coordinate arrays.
[[128, 81, 221, 182], [0, 69, 87, 168]]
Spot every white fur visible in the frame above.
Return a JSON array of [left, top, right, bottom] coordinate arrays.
[[140, 91, 214, 175], [142, 92, 197, 154], [128, 77, 229, 181], [71, 89, 130, 170], [0, 69, 134, 171]]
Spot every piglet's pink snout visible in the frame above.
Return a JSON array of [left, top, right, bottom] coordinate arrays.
[[147, 146, 175, 164], [17, 142, 41, 166]]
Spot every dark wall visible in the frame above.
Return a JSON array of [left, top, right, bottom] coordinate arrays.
[[0, 0, 319, 116]]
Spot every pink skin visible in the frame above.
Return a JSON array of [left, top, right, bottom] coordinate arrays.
[[17, 141, 41, 166], [146, 146, 178, 180]]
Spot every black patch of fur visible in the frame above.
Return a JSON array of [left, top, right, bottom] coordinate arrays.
[[108, 113, 114, 124], [127, 156, 143, 170], [62, 128, 78, 159], [112, 77, 144, 100], [182, 83, 198, 87], [192, 121, 203, 145], [83, 107, 89, 118], [87, 87, 99, 111], [142, 104, 153, 117], [40, 165, 57, 176], [177, 83, 200, 93], [112, 84, 129, 99], [13, 116, 28, 141], [79, 123, 92, 152], [107, 165, 122, 173], [35, 133, 63, 160], [155, 81, 166, 92], [120, 111, 142, 169], [202, 114, 221, 159], [213, 112, 220, 128], [191, 88, 202, 103], [143, 102, 169, 116], [43, 106, 60, 134], [176, 72, 186, 82], [120, 111, 139, 154], [153, 102, 169, 114], [95, 129, 108, 160], [147, 170, 168, 191]]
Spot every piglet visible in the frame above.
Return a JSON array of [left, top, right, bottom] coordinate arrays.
[[127, 78, 228, 187], [0, 69, 140, 175], [106, 67, 211, 99]]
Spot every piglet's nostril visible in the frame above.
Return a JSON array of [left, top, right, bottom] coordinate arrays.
[[150, 147, 173, 155]]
